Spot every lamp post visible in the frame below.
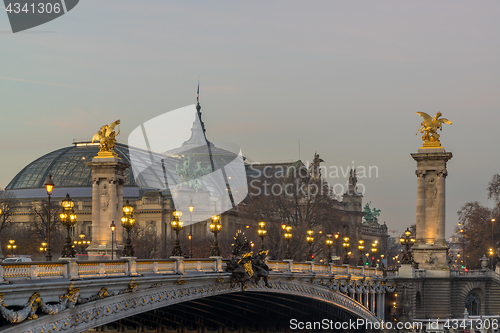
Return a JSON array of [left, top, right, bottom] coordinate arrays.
[[44, 175, 54, 261], [458, 222, 465, 268], [59, 194, 77, 258], [171, 211, 183, 257], [258, 221, 267, 251], [342, 236, 350, 265], [121, 200, 136, 257], [7, 240, 16, 257], [110, 221, 116, 260], [188, 201, 194, 258], [306, 229, 314, 261], [358, 239, 365, 266], [75, 232, 90, 254], [371, 242, 378, 267], [334, 232, 340, 257], [380, 254, 385, 269], [40, 242, 48, 253], [325, 233, 333, 264], [284, 224, 292, 260], [400, 228, 415, 265], [492, 218, 496, 269], [209, 215, 222, 257]]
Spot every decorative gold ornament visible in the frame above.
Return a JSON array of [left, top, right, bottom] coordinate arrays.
[[91, 120, 121, 158], [416, 112, 452, 148]]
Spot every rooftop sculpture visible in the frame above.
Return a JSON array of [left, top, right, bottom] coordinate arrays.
[[416, 112, 452, 148], [91, 120, 121, 158]]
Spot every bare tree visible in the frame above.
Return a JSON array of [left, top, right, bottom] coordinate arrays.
[[0, 191, 16, 258], [29, 200, 65, 255], [241, 161, 345, 261], [456, 201, 495, 269], [131, 224, 164, 259]]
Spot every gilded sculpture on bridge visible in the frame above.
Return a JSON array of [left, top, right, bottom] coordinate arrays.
[[91, 120, 121, 158], [416, 112, 452, 147]]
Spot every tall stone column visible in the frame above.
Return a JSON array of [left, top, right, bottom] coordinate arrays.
[[411, 147, 452, 274], [436, 170, 447, 241], [86, 157, 129, 260], [415, 171, 426, 242], [91, 178, 100, 241]]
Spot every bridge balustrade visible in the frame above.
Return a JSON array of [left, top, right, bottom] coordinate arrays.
[[0, 258, 381, 283]]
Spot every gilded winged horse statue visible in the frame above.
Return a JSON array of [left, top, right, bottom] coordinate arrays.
[[91, 120, 121, 157], [416, 112, 452, 146]]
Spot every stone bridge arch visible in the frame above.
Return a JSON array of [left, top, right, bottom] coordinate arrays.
[[452, 280, 486, 316], [1, 278, 380, 333]]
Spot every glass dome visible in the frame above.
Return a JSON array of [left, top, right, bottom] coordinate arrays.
[[6, 142, 135, 190]]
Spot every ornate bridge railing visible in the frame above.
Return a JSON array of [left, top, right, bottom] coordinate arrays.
[[0, 258, 382, 283], [0, 258, 393, 332]]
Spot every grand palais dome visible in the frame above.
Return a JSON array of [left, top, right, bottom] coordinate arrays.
[[5, 141, 140, 199]]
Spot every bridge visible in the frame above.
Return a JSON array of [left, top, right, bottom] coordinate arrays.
[[391, 266, 500, 321], [0, 258, 393, 333]]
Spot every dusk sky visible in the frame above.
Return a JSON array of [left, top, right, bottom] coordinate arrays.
[[1, 1, 500, 238]]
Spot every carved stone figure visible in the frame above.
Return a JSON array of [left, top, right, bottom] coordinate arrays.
[[309, 152, 324, 180]]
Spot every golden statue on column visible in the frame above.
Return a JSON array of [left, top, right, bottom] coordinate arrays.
[[416, 112, 452, 148], [91, 120, 121, 158]]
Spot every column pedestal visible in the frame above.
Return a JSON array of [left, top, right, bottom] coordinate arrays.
[[411, 148, 452, 272], [86, 157, 129, 260]]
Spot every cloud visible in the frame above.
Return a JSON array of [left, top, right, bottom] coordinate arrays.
[[0, 76, 118, 92], [203, 85, 237, 93]]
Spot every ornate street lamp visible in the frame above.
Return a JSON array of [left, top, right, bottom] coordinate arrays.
[[284, 224, 292, 260], [40, 242, 48, 253], [334, 232, 340, 257], [44, 175, 54, 261], [209, 215, 222, 257], [75, 232, 90, 254], [358, 239, 365, 266], [371, 241, 378, 267], [121, 200, 136, 257], [171, 211, 183, 257], [400, 228, 415, 265], [188, 200, 194, 258], [342, 236, 350, 264], [258, 221, 267, 251], [306, 229, 314, 261], [59, 194, 77, 258], [110, 221, 116, 260], [325, 233, 333, 264], [7, 240, 16, 257]]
